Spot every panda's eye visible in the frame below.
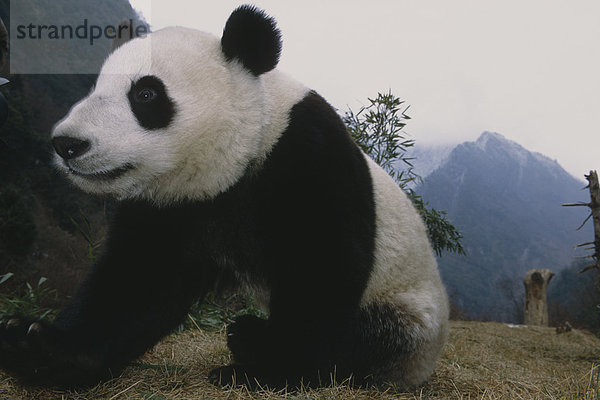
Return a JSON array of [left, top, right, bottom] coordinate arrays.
[[135, 88, 156, 103], [128, 75, 176, 130]]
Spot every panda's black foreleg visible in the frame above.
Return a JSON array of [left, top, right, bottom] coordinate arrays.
[[0, 262, 206, 387], [0, 201, 213, 387], [0, 315, 118, 386], [0, 267, 206, 387]]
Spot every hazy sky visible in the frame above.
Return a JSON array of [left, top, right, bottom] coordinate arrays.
[[129, 0, 600, 179]]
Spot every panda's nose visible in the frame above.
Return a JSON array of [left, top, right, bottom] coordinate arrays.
[[52, 136, 91, 160]]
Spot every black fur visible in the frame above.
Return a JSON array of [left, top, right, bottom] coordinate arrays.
[[52, 136, 91, 160], [0, 92, 9, 127], [0, 92, 383, 388], [127, 75, 176, 130], [221, 5, 282, 76]]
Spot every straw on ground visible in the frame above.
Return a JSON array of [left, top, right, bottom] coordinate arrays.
[[0, 320, 598, 399]]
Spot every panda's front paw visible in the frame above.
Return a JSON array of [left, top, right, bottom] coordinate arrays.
[[0, 317, 52, 353], [226, 314, 268, 364], [0, 317, 58, 378], [0, 317, 104, 387]]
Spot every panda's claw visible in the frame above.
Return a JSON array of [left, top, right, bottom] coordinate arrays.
[[6, 318, 22, 330], [27, 322, 43, 336]]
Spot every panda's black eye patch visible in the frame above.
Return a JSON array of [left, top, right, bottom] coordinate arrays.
[[128, 75, 175, 130]]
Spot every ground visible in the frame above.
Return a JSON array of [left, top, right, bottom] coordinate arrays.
[[0, 320, 598, 399]]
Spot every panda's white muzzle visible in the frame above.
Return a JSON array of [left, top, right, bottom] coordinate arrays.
[[52, 135, 136, 182]]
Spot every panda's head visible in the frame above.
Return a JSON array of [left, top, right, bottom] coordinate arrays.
[[52, 5, 296, 203]]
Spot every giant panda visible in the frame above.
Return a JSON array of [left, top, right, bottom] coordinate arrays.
[[0, 5, 449, 390]]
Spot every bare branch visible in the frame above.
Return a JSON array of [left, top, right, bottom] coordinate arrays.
[[567, 171, 600, 277], [562, 202, 591, 207], [577, 212, 594, 231], [574, 242, 595, 248]]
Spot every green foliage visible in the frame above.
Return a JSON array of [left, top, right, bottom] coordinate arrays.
[[181, 293, 267, 332], [549, 260, 600, 334], [344, 91, 465, 257], [0, 272, 56, 320], [344, 91, 418, 188], [411, 192, 466, 257], [70, 210, 103, 261]]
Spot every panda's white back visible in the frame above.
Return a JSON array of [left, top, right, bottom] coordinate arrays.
[[362, 155, 449, 385]]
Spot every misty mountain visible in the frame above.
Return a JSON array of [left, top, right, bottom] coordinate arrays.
[[409, 142, 455, 180], [415, 131, 592, 322]]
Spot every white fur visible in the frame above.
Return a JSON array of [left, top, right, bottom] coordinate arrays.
[[52, 27, 309, 203], [361, 154, 449, 387]]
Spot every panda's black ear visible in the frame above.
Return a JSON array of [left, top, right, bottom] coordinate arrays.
[[221, 5, 282, 76]]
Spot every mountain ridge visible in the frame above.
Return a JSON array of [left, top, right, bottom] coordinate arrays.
[[414, 131, 591, 321]]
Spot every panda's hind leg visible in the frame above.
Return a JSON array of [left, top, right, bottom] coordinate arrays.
[[209, 314, 311, 389], [209, 312, 345, 389], [209, 304, 441, 390], [338, 302, 445, 389]]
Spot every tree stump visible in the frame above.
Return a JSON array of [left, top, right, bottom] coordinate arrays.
[[523, 269, 554, 326]]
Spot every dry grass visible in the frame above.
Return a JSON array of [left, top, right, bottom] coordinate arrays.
[[1, 320, 599, 399]]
